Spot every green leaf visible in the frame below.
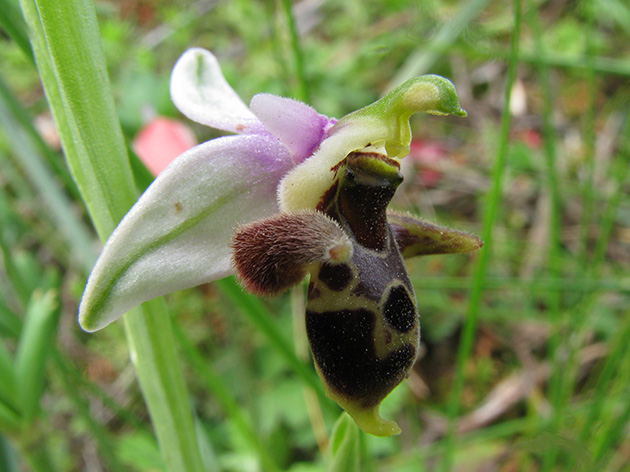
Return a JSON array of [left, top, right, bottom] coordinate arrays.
[[0, 344, 17, 411], [18, 0, 137, 240], [0, 403, 21, 433], [18, 0, 206, 469], [0, 73, 98, 275], [0, 0, 33, 62], [14, 290, 60, 425], [327, 413, 360, 472]]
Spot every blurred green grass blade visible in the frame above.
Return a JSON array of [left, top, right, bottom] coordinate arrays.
[[280, 0, 309, 102], [0, 402, 21, 433], [580, 309, 630, 444], [50, 351, 124, 471], [0, 435, 19, 472], [176, 326, 280, 472], [525, 2, 565, 467], [577, 5, 598, 272], [577, 113, 630, 455], [0, 217, 30, 307], [0, 73, 83, 204], [0, 298, 20, 339], [0, 0, 33, 61], [0, 343, 17, 410], [216, 277, 335, 414], [387, 0, 490, 90], [327, 413, 360, 472], [441, 1, 522, 470], [14, 289, 59, 426], [0, 77, 98, 275], [18, 0, 206, 469]]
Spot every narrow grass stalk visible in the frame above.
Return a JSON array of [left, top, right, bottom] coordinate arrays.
[[51, 351, 124, 472], [175, 325, 280, 472], [543, 25, 627, 472], [216, 278, 335, 414], [18, 0, 205, 470], [280, 0, 309, 102], [0, 76, 97, 274], [387, 0, 490, 90], [571, 113, 630, 468], [440, 1, 521, 469], [577, 1, 598, 272], [524, 3, 567, 468]]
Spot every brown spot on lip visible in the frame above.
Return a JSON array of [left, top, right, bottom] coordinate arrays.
[[174, 202, 183, 213], [235, 124, 246, 132], [383, 285, 417, 333], [306, 308, 417, 407], [318, 263, 353, 291]]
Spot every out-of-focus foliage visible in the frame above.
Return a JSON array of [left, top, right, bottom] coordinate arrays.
[[1, 0, 629, 470]]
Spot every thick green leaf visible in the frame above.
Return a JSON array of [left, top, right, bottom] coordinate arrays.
[[19, 0, 137, 240], [18, 0, 206, 469]]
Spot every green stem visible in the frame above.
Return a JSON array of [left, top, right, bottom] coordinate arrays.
[[280, 0, 309, 102], [123, 301, 205, 472], [525, 3, 565, 469]]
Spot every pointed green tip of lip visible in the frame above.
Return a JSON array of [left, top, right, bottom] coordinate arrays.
[[455, 107, 467, 117]]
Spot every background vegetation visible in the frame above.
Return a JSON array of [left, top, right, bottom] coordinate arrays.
[[0, 0, 629, 470]]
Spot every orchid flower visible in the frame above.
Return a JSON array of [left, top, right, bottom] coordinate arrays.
[[79, 48, 482, 436]]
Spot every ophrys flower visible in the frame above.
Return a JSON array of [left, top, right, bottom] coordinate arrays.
[[79, 48, 482, 436]]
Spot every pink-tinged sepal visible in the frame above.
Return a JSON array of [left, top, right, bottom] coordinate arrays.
[[79, 134, 292, 332], [231, 211, 352, 297]]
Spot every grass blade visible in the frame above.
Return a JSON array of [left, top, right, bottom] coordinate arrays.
[[440, 0, 522, 469], [14, 290, 59, 425], [0, 74, 98, 274], [18, 0, 206, 469]]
